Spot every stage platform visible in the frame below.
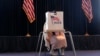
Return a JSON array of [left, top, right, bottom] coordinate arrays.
[[0, 36, 100, 52], [0, 50, 99, 56]]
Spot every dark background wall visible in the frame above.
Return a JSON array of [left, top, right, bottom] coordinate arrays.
[[0, 0, 100, 36], [0, 0, 100, 52]]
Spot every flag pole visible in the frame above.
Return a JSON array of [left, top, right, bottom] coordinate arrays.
[[23, 0, 35, 37], [84, 18, 89, 36], [82, 0, 93, 36], [26, 21, 31, 37]]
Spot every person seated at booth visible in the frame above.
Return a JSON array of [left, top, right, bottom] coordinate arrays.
[[43, 24, 67, 56]]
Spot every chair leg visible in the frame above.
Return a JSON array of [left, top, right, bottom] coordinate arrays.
[[36, 32, 42, 52], [39, 33, 44, 56], [66, 31, 76, 56]]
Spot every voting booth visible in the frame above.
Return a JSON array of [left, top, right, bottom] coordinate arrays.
[[44, 11, 65, 32], [38, 11, 76, 56]]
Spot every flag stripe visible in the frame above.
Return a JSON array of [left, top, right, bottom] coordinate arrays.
[[26, 0, 35, 22], [23, 0, 35, 23], [82, 0, 93, 23]]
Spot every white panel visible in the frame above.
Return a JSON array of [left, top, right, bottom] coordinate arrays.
[[44, 11, 64, 32]]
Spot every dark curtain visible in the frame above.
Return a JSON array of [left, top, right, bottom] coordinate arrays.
[[0, 0, 100, 36], [0, 0, 100, 52]]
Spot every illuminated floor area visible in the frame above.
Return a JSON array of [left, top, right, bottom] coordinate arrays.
[[0, 50, 99, 56]]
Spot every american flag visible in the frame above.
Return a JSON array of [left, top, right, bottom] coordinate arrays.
[[82, 0, 93, 23], [22, 0, 35, 23], [51, 16, 60, 21]]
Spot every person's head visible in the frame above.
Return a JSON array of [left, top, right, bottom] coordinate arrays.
[[54, 32, 62, 36], [52, 32, 55, 35], [55, 32, 60, 35], [48, 31, 62, 36]]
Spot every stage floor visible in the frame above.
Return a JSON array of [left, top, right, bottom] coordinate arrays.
[[0, 50, 99, 56]]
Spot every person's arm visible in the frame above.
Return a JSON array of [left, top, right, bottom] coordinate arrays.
[[46, 32, 52, 43]]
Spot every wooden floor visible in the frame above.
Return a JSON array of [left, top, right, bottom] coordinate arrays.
[[0, 50, 99, 56]]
